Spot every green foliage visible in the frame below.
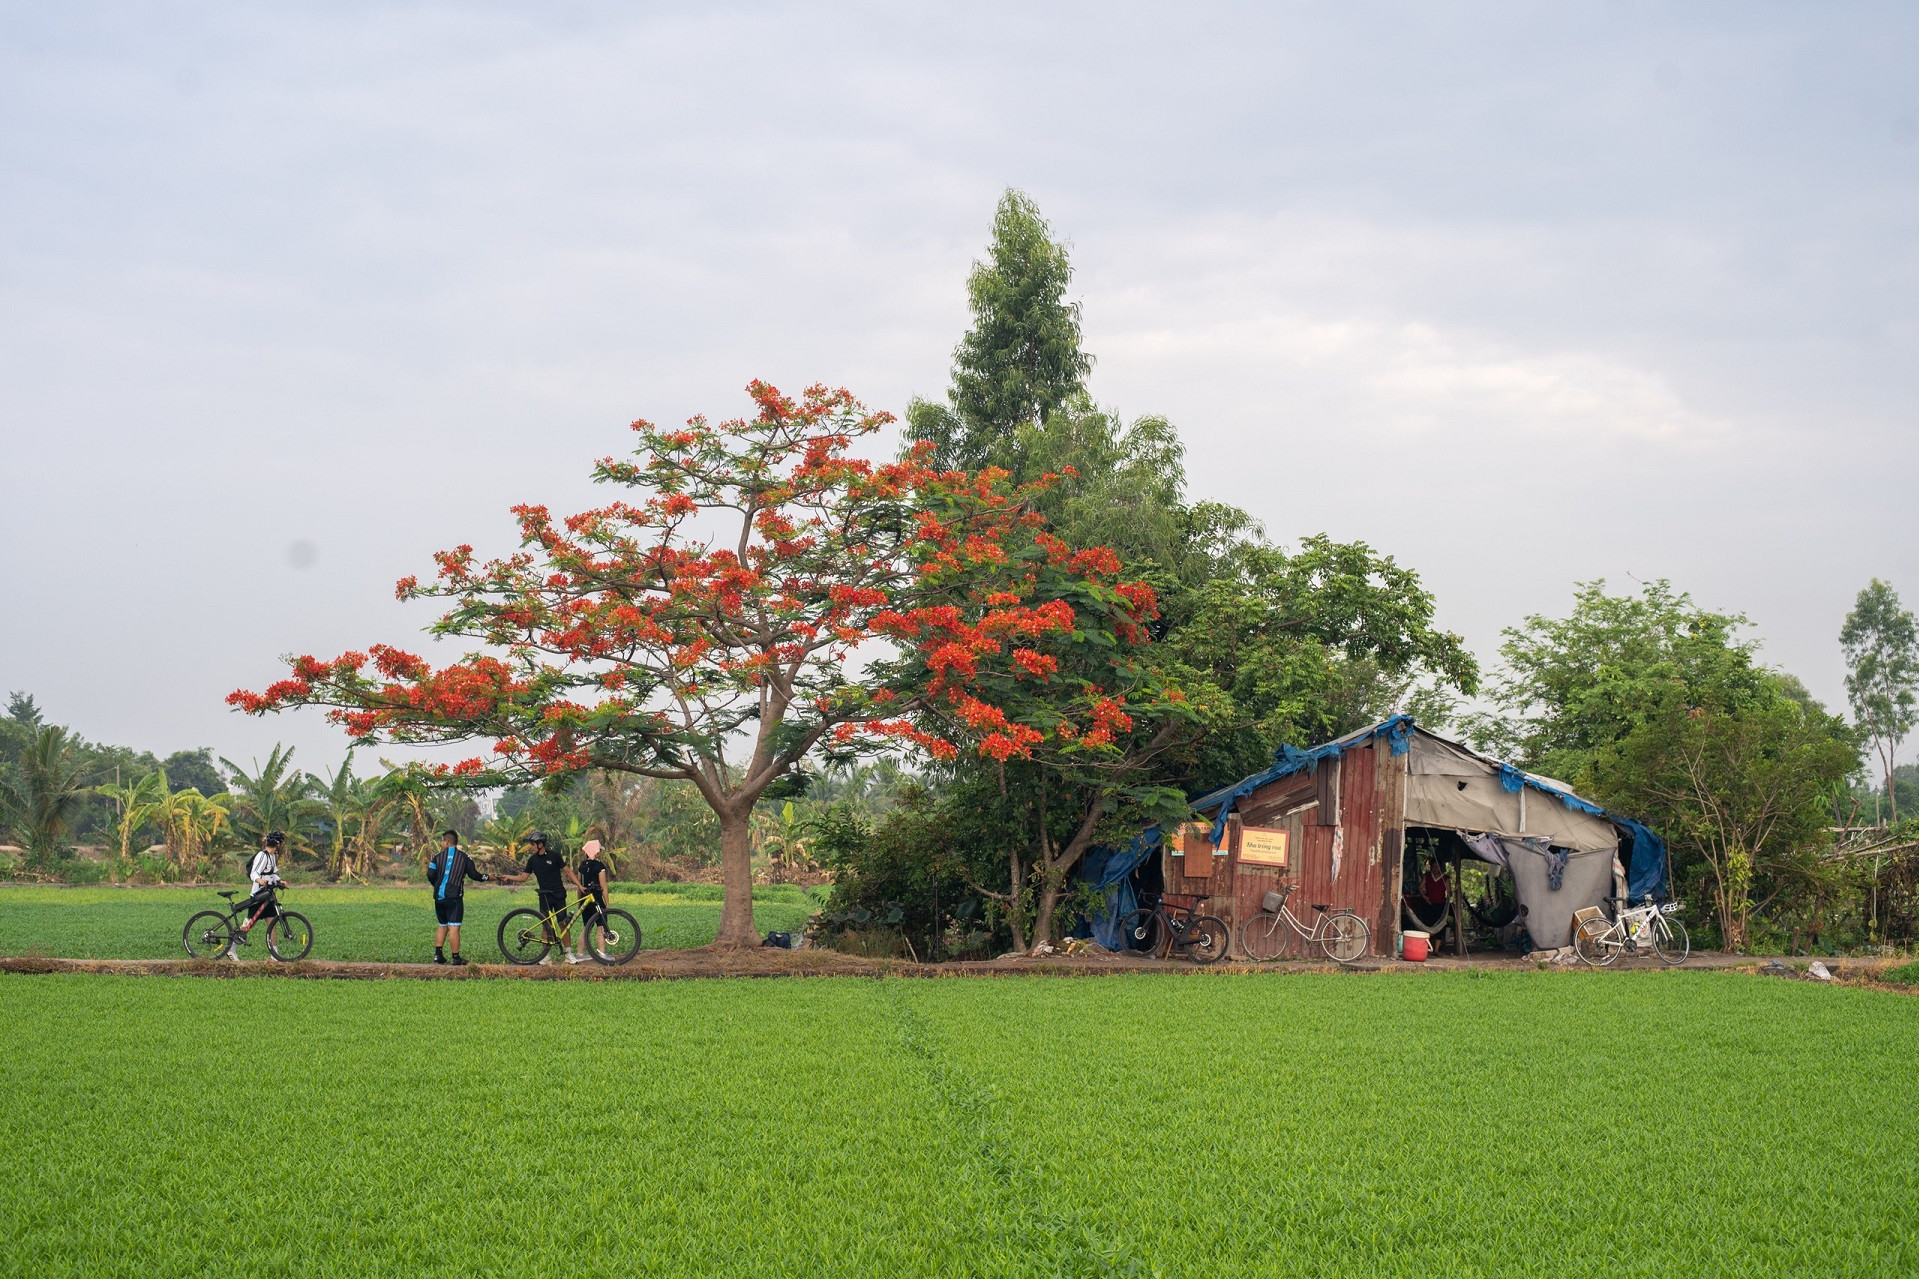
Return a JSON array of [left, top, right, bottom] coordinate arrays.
[[1478, 580, 1863, 950], [1471, 579, 1774, 783], [1841, 578, 1919, 822], [220, 744, 323, 856], [0, 725, 92, 868], [811, 787, 1007, 958], [1171, 534, 1479, 789], [5, 972, 1918, 1276], [905, 188, 1092, 470]]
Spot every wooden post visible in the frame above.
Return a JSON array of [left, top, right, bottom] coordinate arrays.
[[1453, 848, 1467, 956]]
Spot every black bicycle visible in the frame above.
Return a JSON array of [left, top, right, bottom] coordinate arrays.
[[1116, 892, 1230, 964], [182, 887, 313, 962]]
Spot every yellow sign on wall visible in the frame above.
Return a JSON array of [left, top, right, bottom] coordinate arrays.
[[1239, 827, 1290, 868]]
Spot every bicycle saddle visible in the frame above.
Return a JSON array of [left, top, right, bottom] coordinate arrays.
[[218, 891, 238, 899], [1311, 903, 1331, 913]]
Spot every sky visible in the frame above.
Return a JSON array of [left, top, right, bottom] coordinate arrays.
[[3, 1, 1916, 773]]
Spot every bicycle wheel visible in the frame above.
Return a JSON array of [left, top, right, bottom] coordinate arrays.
[[183, 911, 233, 960], [1573, 917, 1616, 967], [497, 908, 551, 965], [267, 911, 313, 962], [585, 908, 642, 965], [1319, 912, 1371, 964], [1116, 908, 1166, 957], [1653, 915, 1690, 966], [1239, 911, 1297, 962], [1182, 915, 1230, 965]]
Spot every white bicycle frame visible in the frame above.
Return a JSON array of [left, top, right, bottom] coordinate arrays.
[[1589, 900, 1680, 957]]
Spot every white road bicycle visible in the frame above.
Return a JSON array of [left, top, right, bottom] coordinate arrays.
[[1572, 897, 1689, 967]]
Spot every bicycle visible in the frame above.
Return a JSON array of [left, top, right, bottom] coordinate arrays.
[[1572, 897, 1688, 967], [1238, 883, 1372, 965], [497, 889, 642, 966], [182, 886, 313, 962], [1116, 893, 1230, 965]]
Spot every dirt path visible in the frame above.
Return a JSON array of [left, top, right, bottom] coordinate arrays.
[[0, 948, 1891, 983]]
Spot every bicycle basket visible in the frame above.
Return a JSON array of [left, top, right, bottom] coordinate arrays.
[[1261, 889, 1286, 913]]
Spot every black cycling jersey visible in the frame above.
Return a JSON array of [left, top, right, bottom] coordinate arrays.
[[524, 848, 568, 895], [429, 847, 487, 901]]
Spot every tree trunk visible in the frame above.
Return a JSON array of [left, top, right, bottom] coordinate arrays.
[[1005, 846, 1027, 953], [1030, 873, 1061, 948], [714, 809, 760, 948]]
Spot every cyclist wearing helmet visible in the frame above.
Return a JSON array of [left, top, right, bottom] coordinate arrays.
[[227, 830, 286, 959], [497, 831, 584, 964]]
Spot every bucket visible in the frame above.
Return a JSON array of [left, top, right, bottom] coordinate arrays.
[[1403, 931, 1430, 962]]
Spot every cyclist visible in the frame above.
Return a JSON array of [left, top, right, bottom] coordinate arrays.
[[427, 828, 489, 965], [497, 831, 584, 964], [227, 830, 286, 959], [577, 838, 612, 949]]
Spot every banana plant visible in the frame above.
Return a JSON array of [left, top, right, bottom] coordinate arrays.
[[95, 769, 170, 863]]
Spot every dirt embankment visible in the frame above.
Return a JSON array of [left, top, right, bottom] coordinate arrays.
[[5, 947, 1899, 984]]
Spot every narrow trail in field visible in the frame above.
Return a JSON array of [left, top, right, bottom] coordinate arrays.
[[872, 976, 1164, 1279]]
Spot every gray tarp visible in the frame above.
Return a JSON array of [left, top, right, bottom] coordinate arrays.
[[1402, 735, 1618, 853], [1500, 838, 1612, 948]]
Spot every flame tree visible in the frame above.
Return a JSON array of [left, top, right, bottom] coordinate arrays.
[[230, 380, 1157, 947]]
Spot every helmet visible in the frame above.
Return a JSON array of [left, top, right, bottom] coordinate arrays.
[[523, 830, 547, 846]]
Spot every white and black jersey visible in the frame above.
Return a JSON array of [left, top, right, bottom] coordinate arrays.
[[248, 849, 280, 896]]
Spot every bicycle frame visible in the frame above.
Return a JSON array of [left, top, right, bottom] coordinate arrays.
[[517, 891, 605, 942], [1587, 900, 1677, 956]]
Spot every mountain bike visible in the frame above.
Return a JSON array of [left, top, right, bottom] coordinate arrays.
[[182, 887, 313, 962], [1116, 893, 1230, 965], [498, 890, 642, 965], [1572, 897, 1688, 967], [1238, 883, 1371, 964]]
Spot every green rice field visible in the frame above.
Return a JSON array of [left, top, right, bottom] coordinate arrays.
[[0, 883, 819, 963], [1, 970, 1914, 1277]]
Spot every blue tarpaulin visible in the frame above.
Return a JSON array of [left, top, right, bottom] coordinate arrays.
[[1082, 825, 1163, 950], [1193, 715, 1417, 844], [1615, 816, 1670, 902]]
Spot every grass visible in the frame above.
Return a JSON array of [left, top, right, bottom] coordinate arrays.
[[0, 882, 822, 963], [1, 970, 1915, 1277]]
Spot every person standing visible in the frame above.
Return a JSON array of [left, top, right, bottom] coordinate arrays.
[[227, 831, 285, 959], [427, 828, 489, 965], [497, 831, 584, 964], [577, 839, 612, 954]]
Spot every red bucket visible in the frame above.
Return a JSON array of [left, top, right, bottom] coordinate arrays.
[[1402, 931, 1430, 962]]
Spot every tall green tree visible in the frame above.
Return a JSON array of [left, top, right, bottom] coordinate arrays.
[[1840, 578, 1919, 824], [1601, 679, 1858, 951], [905, 189, 1092, 472], [0, 725, 93, 868], [1471, 579, 1772, 783]]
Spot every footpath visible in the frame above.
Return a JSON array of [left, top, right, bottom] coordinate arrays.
[[0, 948, 1888, 983]]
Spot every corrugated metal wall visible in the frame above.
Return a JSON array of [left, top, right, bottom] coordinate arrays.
[[1163, 742, 1405, 958]]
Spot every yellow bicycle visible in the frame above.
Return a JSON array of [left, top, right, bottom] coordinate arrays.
[[496, 890, 640, 965]]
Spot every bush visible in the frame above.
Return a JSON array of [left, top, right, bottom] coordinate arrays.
[[1880, 960, 1919, 986]]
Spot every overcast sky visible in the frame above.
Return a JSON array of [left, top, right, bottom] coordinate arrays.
[[3, 1, 1916, 773]]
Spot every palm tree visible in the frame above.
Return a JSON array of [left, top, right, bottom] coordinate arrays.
[[221, 745, 322, 857], [309, 753, 363, 878], [481, 807, 536, 860], [155, 788, 233, 875], [95, 769, 171, 863], [0, 725, 93, 869], [371, 762, 438, 869], [758, 800, 813, 883]]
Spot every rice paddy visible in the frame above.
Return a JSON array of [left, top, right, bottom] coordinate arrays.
[[0, 883, 819, 963], [1, 969, 1914, 1277]]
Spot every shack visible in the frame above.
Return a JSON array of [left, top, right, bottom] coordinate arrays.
[[1084, 715, 1669, 959]]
